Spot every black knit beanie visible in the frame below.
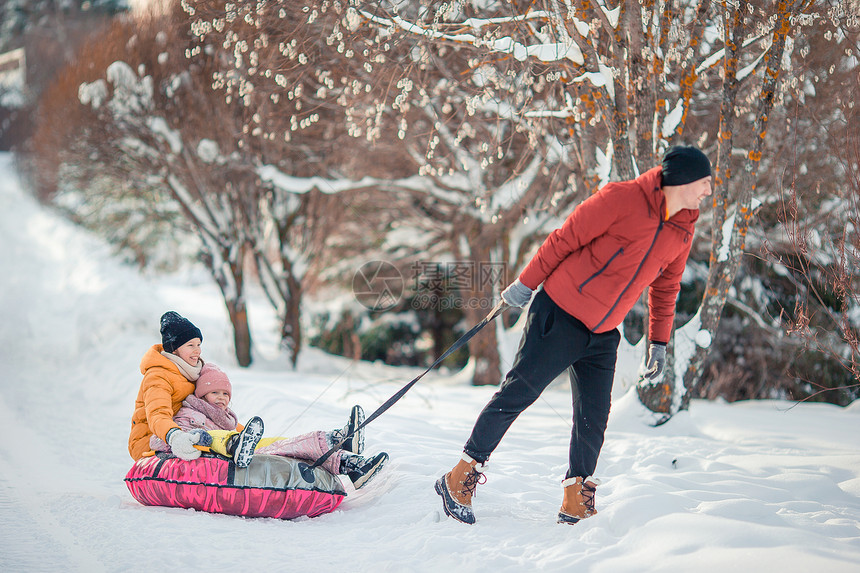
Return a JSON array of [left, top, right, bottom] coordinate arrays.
[[661, 145, 712, 186], [160, 311, 203, 353]]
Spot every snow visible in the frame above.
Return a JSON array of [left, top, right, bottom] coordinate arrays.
[[695, 329, 712, 349], [600, 5, 621, 28], [488, 38, 584, 65], [717, 210, 736, 262], [148, 116, 182, 154], [258, 164, 386, 195], [362, 10, 585, 66], [1, 151, 859, 571], [105, 61, 154, 117], [661, 98, 684, 139], [737, 42, 771, 82], [78, 79, 108, 109], [196, 138, 220, 163], [571, 63, 616, 101], [596, 142, 613, 189]]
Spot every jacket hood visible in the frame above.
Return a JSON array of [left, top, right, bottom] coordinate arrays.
[[139, 344, 181, 375]]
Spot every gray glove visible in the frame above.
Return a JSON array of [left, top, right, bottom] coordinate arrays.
[[501, 279, 533, 308], [640, 343, 667, 384], [166, 428, 202, 460]]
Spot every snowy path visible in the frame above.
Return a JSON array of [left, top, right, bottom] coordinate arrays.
[[1, 152, 859, 572]]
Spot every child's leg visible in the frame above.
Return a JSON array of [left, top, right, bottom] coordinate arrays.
[[339, 451, 389, 489], [256, 436, 286, 449], [329, 405, 365, 454], [255, 431, 343, 475], [231, 417, 265, 468], [207, 430, 238, 456], [206, 417, 265, 469], [207, 432, 294, 457]]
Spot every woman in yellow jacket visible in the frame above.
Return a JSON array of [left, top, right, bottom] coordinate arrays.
[[128, 311, 211, 461]]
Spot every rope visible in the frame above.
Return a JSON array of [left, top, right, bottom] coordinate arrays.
[[299, 299, 509, 482]]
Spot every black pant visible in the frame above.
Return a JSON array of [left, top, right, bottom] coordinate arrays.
[[464, 289, 620, 479]]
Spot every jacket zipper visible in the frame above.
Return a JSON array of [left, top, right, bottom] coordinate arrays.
[[665, 219, 693, 241], [593, 219, 664, 332], [579, 248, 624, 293]]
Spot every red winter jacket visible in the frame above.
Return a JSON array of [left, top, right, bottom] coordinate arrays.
[[519, 166, 697, 344]]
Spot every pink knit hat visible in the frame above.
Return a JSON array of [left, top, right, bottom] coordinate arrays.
[[195, 363, 232, 399]]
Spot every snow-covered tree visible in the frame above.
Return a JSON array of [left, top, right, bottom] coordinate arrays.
[[338, 0, 848, 403], [22, 0, 858, 406], [751, 6, 860, 405], [32, 5, 260, 366], [671, 0, 860, 415], [182, 0, 584, 385], [336, 1, 844, 412]]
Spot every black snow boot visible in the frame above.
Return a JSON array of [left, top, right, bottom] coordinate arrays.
[[226, 416, 265, 468], [340, 451, 388, 489], [328, 405, 365, 454]]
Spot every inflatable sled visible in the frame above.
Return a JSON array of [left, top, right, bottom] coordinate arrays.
[[125, 453, 346, 519]]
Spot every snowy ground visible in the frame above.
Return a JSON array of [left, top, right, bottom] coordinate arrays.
[[1, 151, 859, 572]]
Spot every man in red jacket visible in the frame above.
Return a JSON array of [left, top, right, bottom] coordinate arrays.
[[435, 145, 712, 525]]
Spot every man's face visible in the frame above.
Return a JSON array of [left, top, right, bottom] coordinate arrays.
[[678, 176, 712, 210]]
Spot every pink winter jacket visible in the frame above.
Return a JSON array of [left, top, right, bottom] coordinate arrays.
[[149, 394, 239, 452]]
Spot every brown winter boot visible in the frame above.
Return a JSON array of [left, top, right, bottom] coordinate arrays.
[[558, 476, 600, 525], [434, 453, 487, 524]]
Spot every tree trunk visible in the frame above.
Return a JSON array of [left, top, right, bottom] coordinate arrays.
[[681, 2, 794, 410], [227, 300, 253, 367], [204, 243, 254, 368], [677, 4, 746, 410], [640, 3, 746, 415], [467, 311, 501, 386], [281, 272, 302, 367], [637, 334, 677, 414], [459, 225, 502, 386], [222, 255, 253, 367]]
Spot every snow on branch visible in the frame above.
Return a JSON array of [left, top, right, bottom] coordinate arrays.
[[596, 142, 612, 189], [696, 31, 772, 76], [571, 64, 615, 101], [599, 4, 621, 28], [148, 117, 183, 154], [258, 167, 467, 204], [661, 98, 685, 140], [571, 0, 620, 30], [359, 9, 585, 65], [737, 38, 773, 81], [258, 165, 396, 195]]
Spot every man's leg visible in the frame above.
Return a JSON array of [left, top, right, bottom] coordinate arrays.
[[566, 328, 620, 479], [464, 290, 589, 462], [438, 291, 592, 524]]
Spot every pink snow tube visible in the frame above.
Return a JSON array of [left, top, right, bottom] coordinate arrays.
[[125, 453, 346, 519]]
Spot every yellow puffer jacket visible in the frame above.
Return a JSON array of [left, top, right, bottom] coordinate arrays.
[[128, 344, 197, 460]]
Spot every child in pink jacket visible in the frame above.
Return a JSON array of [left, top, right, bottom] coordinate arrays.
[[150, 363, 388, 489]]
